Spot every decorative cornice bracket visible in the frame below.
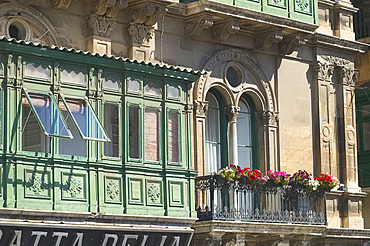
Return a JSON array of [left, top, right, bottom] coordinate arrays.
[[185, 15, 213, 37], [279, 35, 307, 55], [52, 0, 74, 9], [93, 0, 128, 18], [212, 20, 240, 43], [254, 29, 283, 50], [128, 22, 154, 45], [87, 14, 116, 37], [131, 4, 166, 26]]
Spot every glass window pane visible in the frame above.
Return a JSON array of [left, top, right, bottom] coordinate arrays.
[[104, 103, 119, 157], [128, 79, 140, 92], [363, 122, 370, 150], [205, 93, 221, 173], [237, 98, 253, 168], [129, 106, 140, 159], [168, 111, 179, 163], [104, 77, 119, 90], [145, 108, 159, 161], [25, 92, 72, 138], [24, 63, 49, 79], [144, 84, 160, 96], [60, 97, 109, 141], [61, 69, 84, 84], [168, 86, 179, 99], [362, 105, 370, 117]]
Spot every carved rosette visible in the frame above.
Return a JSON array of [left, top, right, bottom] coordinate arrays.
[[106, 180, 120, 200], [128, 22, 154, 44], [147, 184, 161, 203], [185, 15, 213, 36], [87, 14, 116, 37], [63, 176, 83, 198], [254, 29, 283, 50], [225, 106, 240, 122], [26, 174, 47, 195], [194, 100, 209, 117], [339, 67, 358, 86], [212, 21, 240, 43]]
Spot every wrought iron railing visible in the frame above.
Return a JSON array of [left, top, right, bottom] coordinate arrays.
[[195, 175, 327, 225]]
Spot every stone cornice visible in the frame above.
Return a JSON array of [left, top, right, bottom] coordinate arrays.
[[310, 33, 370, 54]]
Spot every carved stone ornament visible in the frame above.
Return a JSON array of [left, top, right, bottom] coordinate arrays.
[[128, 22, 154, 44], [87, 14, 116, 37], [212, 21, 240, 43], [106, 180, 120, 200], [262, 110, 279, 125], [225, 106, 240, 122], [26, 173, 47, 196], [279, 35, 307, 55], [339, 67, 358, 86], [194, 100, 209, 117], [51, 0, 73, 9], [131, 4, 166, 26], [254, 29, 283, 50], [93, 0, 128, 18], [63, 176, 83, 198], [321, 55, 351, 66], [185, 15, 213, 36], [315, 62, 334, 81]]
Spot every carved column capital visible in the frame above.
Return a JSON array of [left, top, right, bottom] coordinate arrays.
[[128, 22, 154, 45], [261, 110, 279, 126], [87, 14, 116, 37], [185, 15, 213, 36], [314, 62, 334, 81], [194, 100, 209, 117], [254, 29, 283, 50], [212, 20, 240, 43], [338, 66, 358, 86], [225, 106, 240, 122], [279, 35, 307, 55], [92, 0, 128, 18]]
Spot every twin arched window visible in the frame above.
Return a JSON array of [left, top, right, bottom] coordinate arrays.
[[205, 92, 258, 174]]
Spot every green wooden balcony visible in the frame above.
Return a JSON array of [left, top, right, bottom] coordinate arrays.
[[181, 0, 318, 25]]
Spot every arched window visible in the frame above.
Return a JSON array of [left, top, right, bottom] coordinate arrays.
[[205, 93, 222, 174], [237, 96, 258, 169]]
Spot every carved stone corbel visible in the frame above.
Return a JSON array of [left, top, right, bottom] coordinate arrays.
[[87, 14, 116, 37], [52, 0, 74, 9], [262, 110, 279, 126], [128, 22, 154, 44], [338, 66, 358, 86], [92, 0, 128, 18], [185, 15, 213, 36], [131, 4, 166, 26], [279, 35, 307, 55], [254, 29, 283, 50], [212, 20, 240, 43]]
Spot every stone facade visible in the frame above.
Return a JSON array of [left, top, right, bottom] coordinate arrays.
[[0, 0, 368, 245]]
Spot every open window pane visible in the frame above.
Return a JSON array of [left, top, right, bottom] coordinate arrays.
[[144, 108, 159, 161], [60, 97, 109, 141], [168, 110, 179, 163], [24, 91, 72, 138], [104, 103, 120, 157], [129, 105, 140, 159]]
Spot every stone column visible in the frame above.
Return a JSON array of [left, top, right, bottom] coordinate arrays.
[[262, 110, 279, 172], [225, 106, 240, 166]]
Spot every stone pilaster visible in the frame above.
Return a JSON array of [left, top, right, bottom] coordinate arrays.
[[193, 100, 208, 176]]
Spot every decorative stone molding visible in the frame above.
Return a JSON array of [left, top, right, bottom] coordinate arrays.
[[194, 100, 209, 117], [87, 14, 116, 37], [263, 110, 279, 126], [128, 22, 154, 44], [321, 55, 351, 66], [279, 35, 307, 55], [338, 67, 358, 86], [212, 21, 240, 43], [254, 29, 283, 50], [93, 0, 128, 18], [185, 15, 213, 36], [315, 62, 334, 81], [225, 106, 240, 122], [51, 0, 73, 9]]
